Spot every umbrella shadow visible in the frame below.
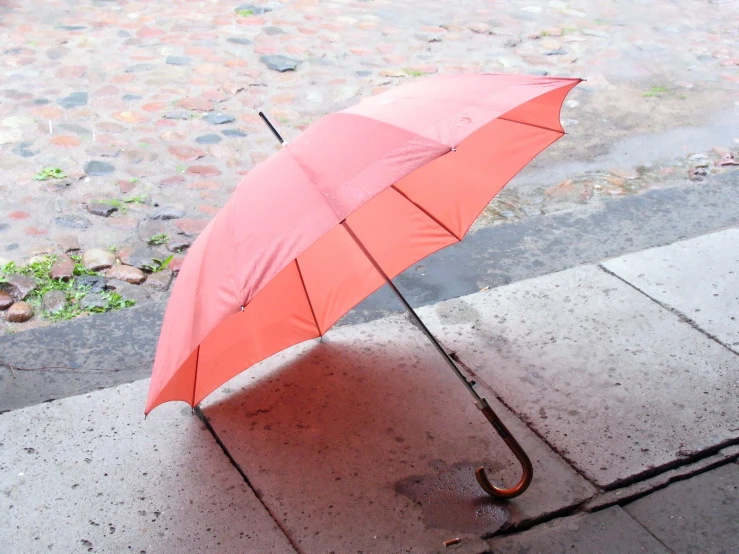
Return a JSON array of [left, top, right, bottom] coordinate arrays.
[[201, 337, 513, 537]]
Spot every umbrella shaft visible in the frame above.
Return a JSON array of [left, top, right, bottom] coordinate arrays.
[[341, 221, 481, 402]]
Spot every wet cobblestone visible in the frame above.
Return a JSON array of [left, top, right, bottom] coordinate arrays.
[[0, 0, 737, 332]]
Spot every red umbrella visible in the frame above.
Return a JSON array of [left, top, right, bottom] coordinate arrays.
[[146, 74, 581, 498]]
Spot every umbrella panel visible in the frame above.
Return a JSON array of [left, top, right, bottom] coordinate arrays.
[[147, 81, 577, 412]]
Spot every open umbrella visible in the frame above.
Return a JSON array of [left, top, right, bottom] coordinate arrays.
[[146, 74, 581, 499]]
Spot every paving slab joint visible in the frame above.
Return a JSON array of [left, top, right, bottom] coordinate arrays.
[[602, 437, 739, 492], [486, 447, 739, 548], [195, 407, 304, 554], [583, 444, 739, 513], [623, 510, 678, 554], [597, 263, 739, 357], [483, 501, 587, 540]]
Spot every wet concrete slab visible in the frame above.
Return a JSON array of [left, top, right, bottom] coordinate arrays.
[[200, 315, 596, 553], [485, 506, 669, 553], [0, 380, 295, 554], [602, 227, 739, 354], [417, 265, 739, 489], [624, 462, 739, 554]]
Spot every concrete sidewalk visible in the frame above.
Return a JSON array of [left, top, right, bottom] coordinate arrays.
[[1, 227, 737, 553]]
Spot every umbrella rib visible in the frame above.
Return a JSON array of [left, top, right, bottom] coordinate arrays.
[[496, 116, 564, 134], [191, 344, 201, 407], [390, 184, 461, 241], [294, 258, 322, 336]]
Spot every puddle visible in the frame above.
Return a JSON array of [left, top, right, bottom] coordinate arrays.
[[394, 460, 511, 535], [513, 106, 739, 189]]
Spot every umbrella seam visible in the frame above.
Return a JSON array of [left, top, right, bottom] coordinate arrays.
[[331, 109, 456, 150], [496, 116, 564, 134], [390, 184, 461, 241], [294, 258, 322, 336], [283, 146, 342, 220], [228, 195, 242, 304]]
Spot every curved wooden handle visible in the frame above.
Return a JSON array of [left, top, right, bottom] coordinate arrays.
[[475, 400, 533, 499]]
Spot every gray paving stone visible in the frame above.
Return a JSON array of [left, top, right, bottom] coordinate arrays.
[[486, 506, 670, 553], [84, 160, 115, 176], [56, 92, 88, 109], [222, 129, 246, 138], [603, 228, 739, 353], [196, 133, 222, 144], [417, 265, 739, 488], [203, 112, 235, 125], [259, 54, 299, 72], [57, 123, 91, 136], [165, 55, 191, 66], [0, 380, 296, 553], [226, 37, 252, 45], [201, 314, 595, 553], [55, 214, 91, 229], [12, 141, 38, 158], [625, 462, 739, 554]]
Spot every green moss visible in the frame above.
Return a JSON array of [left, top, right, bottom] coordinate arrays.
[[1, 256, 135, 321], [33, 167, 67, 181]]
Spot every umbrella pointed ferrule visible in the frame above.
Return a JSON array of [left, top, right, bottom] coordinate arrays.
[[258, 111, 286, 145]]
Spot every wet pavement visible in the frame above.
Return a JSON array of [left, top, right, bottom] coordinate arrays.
[[1, 0, 739, 333], [0, 379, 298, 554], [199, 318, 596, 551], [623, 462, 739, 554], [1, 1, 738, 551], [603, 227, 739, 355], [419, 263, 739, 489], [1, 224, 738, 552]]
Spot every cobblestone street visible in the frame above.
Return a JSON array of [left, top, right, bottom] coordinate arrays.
[[1, 0, 738, 332]]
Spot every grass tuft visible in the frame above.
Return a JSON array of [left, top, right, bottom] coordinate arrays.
[[1, 256, 135, 321]]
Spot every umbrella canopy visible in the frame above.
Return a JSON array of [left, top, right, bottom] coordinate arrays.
[[146, 73, 580, 416]]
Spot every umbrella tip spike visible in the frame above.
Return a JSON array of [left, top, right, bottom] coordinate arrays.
[[258, 110, 286, 145]]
